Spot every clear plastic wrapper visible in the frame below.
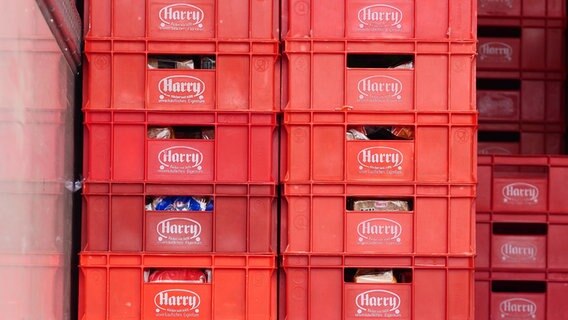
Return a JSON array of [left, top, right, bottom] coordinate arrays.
[[347, 126, 414, 140], [200, 128, 214, 140], [346, 128, 370, 141], [389, 127, 414, 140], [147, 127, 214, 140], [354, 269, 397, 284], [392, 61, 414, 69], [148, 127, 174, 139], [145, 196, 214, 211], [148, 58, 195, 69], [147, 269, 208, 283], [200, 57, 216, 69], [353, 200, 409, 212]]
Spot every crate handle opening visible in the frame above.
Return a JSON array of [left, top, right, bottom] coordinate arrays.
[[145, 269, 212, 284], [347, 54, 414, 69], [344, 268, 412, 284], [148, 127, 215, 140], [346, 198, 413, 211], [148, 55, 216, 70]]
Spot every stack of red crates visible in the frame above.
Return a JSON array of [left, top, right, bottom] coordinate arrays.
[[475, 1, 568, 319], [476, 156, 568, 319], [477, 0, 566, 154], [280, 1, 477, 319], [79, 1, 279, 319]]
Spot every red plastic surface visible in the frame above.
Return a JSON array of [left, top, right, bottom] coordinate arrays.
[[283, 0, 476, 40], [478, 27, 565, 72], [79, 253, 277, 320], [283, 111, 477, 184], [0, 182, 65, 254], [477, 156, 568, 213], [83, 40, 279, 111], [0, 109, 67, 182], [0, 254, 65, 320], [0, 44, 70, 182], [0, 48, 67, 110], [475, 277, 568, 320], [83, 111, 278, 183], [476, 214, 568, 271], [85, 0, 278, 41], [478, 0, 566, 19], [478, 141, 521, 155], [281, 183, 475, 256], [284, 40, 476, 111], [82, 182, 276, 253], [478, 132, 565, 155], [0, 1, 53, 40], [477, 80, 564, 123], [283, 254, 474, 320]]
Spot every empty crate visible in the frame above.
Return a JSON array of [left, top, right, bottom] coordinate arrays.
[[476, 213, 568, 271], [475, 274, 568, 320], [477, 24, 565, 72], [477, 155, 568, 213]]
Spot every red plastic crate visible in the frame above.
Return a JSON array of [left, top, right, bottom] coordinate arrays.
[[477, 24, 565, 72], [477, 78, 565, 124], [281, 183, 475, 256], [476, 213, 568, 271], [83, 111, 278, 183], [282, 0, 476, 40], [476, 70, 566, 156], [82, 182, 276, 253], [84, 40, 279, 111], [475, 274, 568, 320], [477, 156, 568, 213], [282, 254, 474, 320], [85, 0, 278, 41], [79, 253, 277, 320], [478, 0, 566, 19], [283, 111, 477, 184], [0, 254, 66, 320], [283, 40, 476, 111]]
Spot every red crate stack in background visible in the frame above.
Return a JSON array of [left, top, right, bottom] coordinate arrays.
[[475, 275, 568, 320], [477, 1, 566, 155], [280, 1, 477, 319], [475, 156, 568, 319], [475, 2, 568, 319], [79, 1, 279, 319]]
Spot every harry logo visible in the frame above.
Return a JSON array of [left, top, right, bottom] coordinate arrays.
[[357, 5, 403, 30], [159, 4, 205, 30]]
